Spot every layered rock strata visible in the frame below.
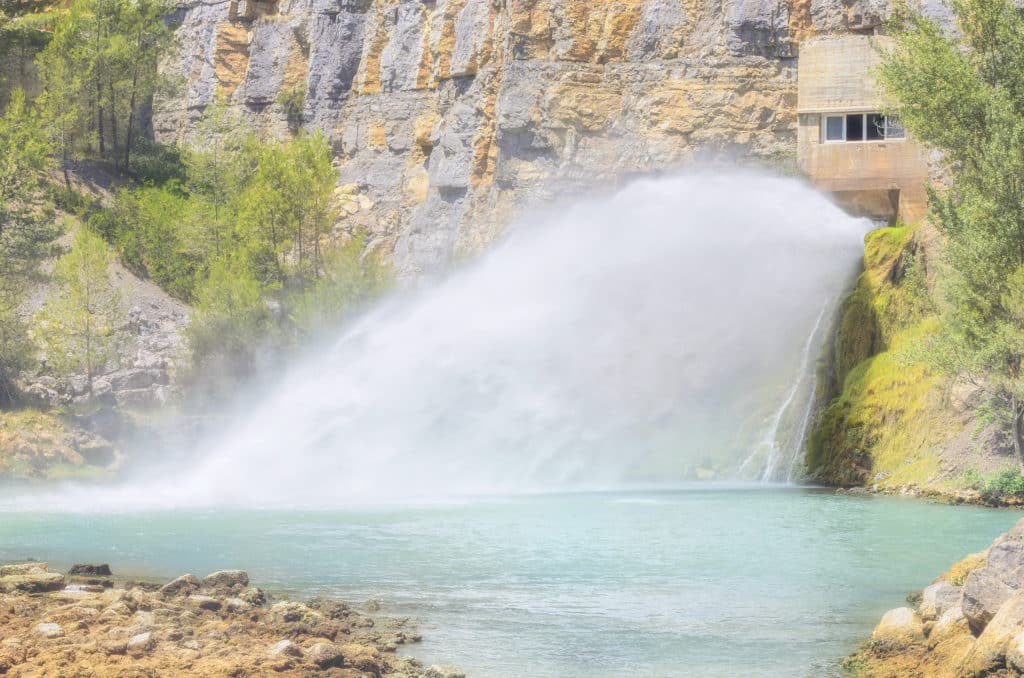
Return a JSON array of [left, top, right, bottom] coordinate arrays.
[[156, 0, 950, 276]]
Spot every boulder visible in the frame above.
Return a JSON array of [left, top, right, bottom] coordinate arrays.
[[870, 607, 925, 650], [270, 601, 322, 625], [960, 590, 1024, 676], [35, 622, 64, 639], [126, 631, 154, 656], [225, 597, 251, 613], [0, 572, 65, 594], [68, 564, 112, 576], [340, 643, 381, 673], [188, 595, 222, 612], [1009, 631, 1024, 673], [423, 666, 466, 678], [159, 574, 199, 597], [964, 569, 1017, 635], [0, 563, 48, 576], [305, 641, 344, 669], [239, 586, 266, 607], [921, 581, 962, 622], [269, 639, 303, 657], [201, 570, 249, 592], [928, 606, 970, 646]]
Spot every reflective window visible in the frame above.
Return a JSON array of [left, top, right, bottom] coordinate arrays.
[[824, 116, 844, 142]]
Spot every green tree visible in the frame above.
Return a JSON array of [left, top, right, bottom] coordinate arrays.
[[0, 89, 55, 404], [187, 256, 273, 381], [879, 0, 1024, 468], [36, 0, 175, 173], [34, 228, 125, 395]]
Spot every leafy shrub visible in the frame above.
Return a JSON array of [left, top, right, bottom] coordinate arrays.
[[981, 468, 1024, 502], [128, 139, 187, 186]]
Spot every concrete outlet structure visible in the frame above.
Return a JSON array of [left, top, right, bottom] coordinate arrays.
[[797, 35, 930, 224]]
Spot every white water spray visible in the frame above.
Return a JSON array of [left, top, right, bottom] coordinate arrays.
[[9, 171, 872, 509]]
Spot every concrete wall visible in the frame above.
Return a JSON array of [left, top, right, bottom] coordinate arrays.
[[796, 35, 930, 222]]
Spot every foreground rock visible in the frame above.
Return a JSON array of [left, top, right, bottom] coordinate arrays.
[[0, 562, 455, 677], [850, 517, 1024, 677]]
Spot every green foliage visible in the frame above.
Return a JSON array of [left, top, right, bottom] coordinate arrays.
[[34, 228, 126, 394], [979, 468, 1024, 503], [79, 108, 393, 388], [807, 224, 950, 486], [879, 0, 1024, 468], [0, 89, 55, 404], [36, 0, 176, 173], [187, 256, 273, 382], [128, 138, 187, 186], [279, 84, 306, 132], [289, 232, 392, 338]]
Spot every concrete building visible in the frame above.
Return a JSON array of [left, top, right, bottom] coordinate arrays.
[[797, 35, 930, 223]]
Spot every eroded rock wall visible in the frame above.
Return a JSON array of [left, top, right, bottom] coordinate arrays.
[[154, 0, 944, 276]]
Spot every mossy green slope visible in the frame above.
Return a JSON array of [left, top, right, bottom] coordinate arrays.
[[807, 224, 958, 488]]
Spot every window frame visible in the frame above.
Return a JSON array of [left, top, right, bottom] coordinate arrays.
[[819, 113, 907, 144]]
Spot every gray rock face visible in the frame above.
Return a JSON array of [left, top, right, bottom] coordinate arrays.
[[920, 581, 962, 622], [964, 541, 1024, 634], [156, 0, 845, 277]]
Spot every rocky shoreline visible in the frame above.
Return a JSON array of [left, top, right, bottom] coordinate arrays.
[[0, 562, 462, 677], [835, 484, 1024, 509], [851, 517, 1024, 677]]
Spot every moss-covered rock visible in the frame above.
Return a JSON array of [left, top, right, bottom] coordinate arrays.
[[806, 223, 956, 487], [0, 410, 117, 481]]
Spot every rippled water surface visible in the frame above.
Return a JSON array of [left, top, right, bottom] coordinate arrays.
[[0, 488, 1015, 677]]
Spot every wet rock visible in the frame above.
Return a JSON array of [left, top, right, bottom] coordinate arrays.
[[68, 564, 112, 576], [921, 581, 962, 622], [188, 595, 222, 612], [270, 601, 322, 625], [201, 570, 249, 592], [340, 642, 381, 673], [0, 573, 65, 594], [0, 563, 48, 576], [423, 665, 466, 678], [239, 586, 266, 607], [870, 607, 925, 650], [960, 591, 1024, 675], [305, 641, 344, 669], [159, 574, 199, 597], [35, 623, 63, 639], [126, 631, 154, 656], [269, 639, 302, 657]]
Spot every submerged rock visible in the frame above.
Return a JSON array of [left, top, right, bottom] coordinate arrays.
[[68, 563, 112, 576], [423, 665, 467, 678]]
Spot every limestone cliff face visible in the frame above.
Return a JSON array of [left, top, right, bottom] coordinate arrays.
[[155, 0, 945, 276]]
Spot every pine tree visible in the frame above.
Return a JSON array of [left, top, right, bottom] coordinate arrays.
[[34, 228, 125, 395]]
